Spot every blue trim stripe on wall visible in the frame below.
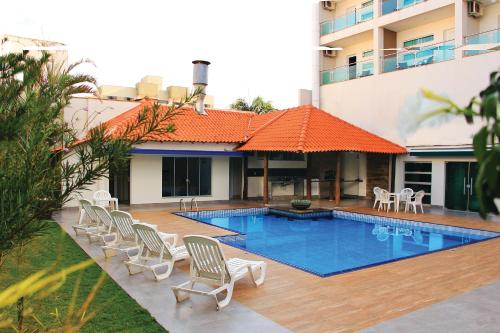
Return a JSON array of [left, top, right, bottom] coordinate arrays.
[[130, 148, 249, 157]]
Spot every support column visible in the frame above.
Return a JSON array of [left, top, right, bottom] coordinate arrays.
[[335, 153, 342, 206], [263, 152, 269, 205], [373, 27, 384, 75], [306, 153, 312, 200], [242, 156, 248, 200]]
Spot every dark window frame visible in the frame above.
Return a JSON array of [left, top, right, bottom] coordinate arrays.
[[403, 161, 432, 204], [162, 157, 212, 197]]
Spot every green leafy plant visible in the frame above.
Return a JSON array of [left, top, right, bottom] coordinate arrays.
[[230, 96, 275, 114], [290, 199, 311, 210], [0, 50, 199, 331], [0, 51, 201, 263], [421, 71, 499, 218]]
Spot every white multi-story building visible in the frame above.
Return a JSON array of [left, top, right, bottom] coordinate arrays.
[[314, 0, 500, 211]]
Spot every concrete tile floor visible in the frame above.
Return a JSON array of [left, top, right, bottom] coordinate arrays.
[[361, 281, 500, 333], [53, 209, 290, 333]]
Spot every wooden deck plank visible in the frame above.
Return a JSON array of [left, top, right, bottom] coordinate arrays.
[[129, 204, 500, 333]]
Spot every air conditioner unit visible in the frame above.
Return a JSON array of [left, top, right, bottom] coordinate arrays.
[[467, 0, 483, 17], [322, 1, 336, 11], [322, 49, 337, 57]]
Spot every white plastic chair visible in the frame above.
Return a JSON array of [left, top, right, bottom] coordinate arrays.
[[101, 211, 178, 259], [372, 187, 382, 209], [407, 190, 425, 214], [171, 235, 267, 310], [399, 188, 414, 211], [93, 190, 119, 210], [72, 199, 99, 235], [124, 223, 189, 281], [86, 205, 117, 244], [378, 189, 394, 212]]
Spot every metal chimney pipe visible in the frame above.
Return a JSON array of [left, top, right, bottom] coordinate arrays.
[[192, 60, 210, 115]]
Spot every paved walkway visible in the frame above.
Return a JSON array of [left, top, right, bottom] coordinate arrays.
[[362, 281, 500, 333], [55, 201, 500, 332], [53, 209, 290, 333]]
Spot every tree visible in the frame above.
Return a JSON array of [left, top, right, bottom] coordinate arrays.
[[418, 71, 499, 218], [0, 51, 200, 264], [230, 96, 275, 114], [0, 51, 201, 331]]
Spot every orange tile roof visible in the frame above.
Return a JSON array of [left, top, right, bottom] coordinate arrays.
[[237, 105, 407, 154], [102, 101, 406, 154], [104, 100, 254, 143]]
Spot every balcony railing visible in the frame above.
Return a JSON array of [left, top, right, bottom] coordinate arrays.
[[382, 40, 455, 73], [321, 60, 374, 85], [320, 5, 374, 36], [464, 28, 500, 56], [381, 0, 426, 15]]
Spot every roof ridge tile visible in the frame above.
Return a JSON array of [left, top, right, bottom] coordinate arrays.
[[297, 106, 311, 152]]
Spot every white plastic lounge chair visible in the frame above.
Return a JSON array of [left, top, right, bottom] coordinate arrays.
[[124, 223, 188, 281], [72, 199, 99, 235], [93, 190, 119, 210], [101, 211, 178, 259], [86, 205, 116, 244], [378, 189, 394, 212], [372, 187, 382, 209], [399, 188, 414, 211], [407, 190, 425, 214], [171, 235, 267, 310]]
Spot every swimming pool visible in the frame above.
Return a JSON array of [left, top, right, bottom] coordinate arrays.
[[178, 209, 500, 277]]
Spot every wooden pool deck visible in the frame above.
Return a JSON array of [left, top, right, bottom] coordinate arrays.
[[123, 201, 500, 332]]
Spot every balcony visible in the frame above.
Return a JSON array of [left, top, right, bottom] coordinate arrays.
[[464, 28, 500, 57], [321, 60, 374, 85], [382, 40, 454, 73], [320, 5, 374, 36], [381, 0, 426, 15]]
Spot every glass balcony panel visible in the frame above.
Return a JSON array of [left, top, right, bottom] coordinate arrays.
[[381, 0, 425, 15], [320, 60, 374, 85], [464, 28, 500, 56], [381, 0, 398, 15], [382, 40, 455, 73], [320, 5, 373, 36]]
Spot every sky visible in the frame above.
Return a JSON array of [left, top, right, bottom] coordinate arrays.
[[1, 0, 315, 109]]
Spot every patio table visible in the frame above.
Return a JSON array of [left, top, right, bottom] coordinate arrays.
[[389, 193, 401, 212]]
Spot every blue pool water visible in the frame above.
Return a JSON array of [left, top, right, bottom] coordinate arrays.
[[181, 210, 499, 277]]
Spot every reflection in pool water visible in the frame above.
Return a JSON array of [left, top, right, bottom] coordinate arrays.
[[189, 213, 496, 277]]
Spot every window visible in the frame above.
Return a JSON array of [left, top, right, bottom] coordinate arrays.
[[404, 162, 432, 204], [162, 157, 211, 197], [361, 0, 373, 6], [403, 35, 434, 48], [362, 49, 374, 58]]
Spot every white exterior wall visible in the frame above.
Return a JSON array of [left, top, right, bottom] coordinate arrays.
[[324, 38, 374, 69], [395, 16, 455, 45], [130, 154, 230, 204], [320, 51, 498, 145], [394, 154, 476, 206], [63, 152, 110, 208], [479, 2, 500, 32], [65, 97, 140, 139], [129, 142, 237, 204]]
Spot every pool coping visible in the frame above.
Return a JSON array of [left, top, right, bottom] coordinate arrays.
[[175, 208, 500, 278]]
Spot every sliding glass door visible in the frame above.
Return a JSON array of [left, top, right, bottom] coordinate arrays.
[[162, 157, 211, 197]]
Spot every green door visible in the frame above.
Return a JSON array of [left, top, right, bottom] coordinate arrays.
[[445, 162, 479, 211], [445, 162, 468, 211], [468, 162, 480, 212]]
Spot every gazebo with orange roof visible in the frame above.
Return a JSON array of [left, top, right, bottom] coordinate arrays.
[[237, 105, 407, 205]]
